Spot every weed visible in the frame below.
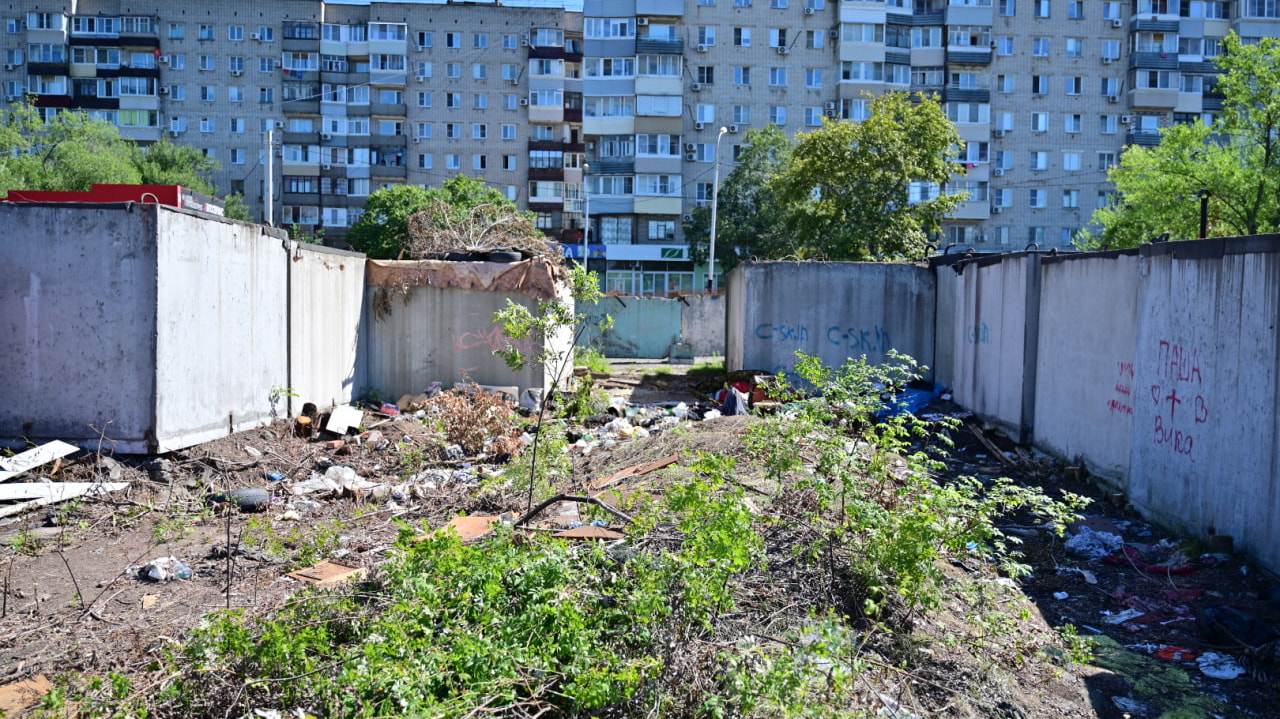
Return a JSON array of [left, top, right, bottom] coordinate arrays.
[[423, 384, 519, 455], [10, 529, 41, 556], [559, 373, 611, 422], [241, 516, 344, 569], [152, 514, 192, 544], [687, 359, 726, 376], [575, 345, 611, 373], [1057, 624, 1097, 665]]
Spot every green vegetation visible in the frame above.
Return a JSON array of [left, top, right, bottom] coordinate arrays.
[[685, 92, 964, 263], [1081, 33, 1280, 248], [574, 345, 611, 374]]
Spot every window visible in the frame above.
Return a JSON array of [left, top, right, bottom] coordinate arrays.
[[697, 66, 715, 84], [417, 91, 433, 108], [997, 37, 1015, 55], [473, 64, 487, 80], [769, 28, 788, 48], [417, 31, 433, 48], [1033, 37, 1050, 56], [473, 33, 489, 49], [804, 107, 824, 126], [502, 155, 517, 171], [446, 154, 461, 170], [584, 18, 635, 39], [731, 67, 751, 86], [1062, 189, 1080, 208], [948, 103, 991, 124], [769, 67, 787, 86], [170, 85, 186, 100], [1066, 77, 1082, 95], [1136, 70, 1176, 89], [200, 85, 216, 101], [638, 134, 681, 156], [1031, 112, 1048, 131], [806, 68, 823, 88], [1101, 78, 1120, 97], [841, 62, 883, 81], [229, 118, 245, 134], [1063, 152, 1081, 170], [471, 123, 486, 140], [505, 94, 518, 110], [1066, 38, 1083, 57], [445, 92, 462, 108], [261, 58, 276, 73], [733, 27, 752, 47], [636, 174, 680, 196], [997, 75, 1015, 93], [733, 105, 751, 124], [696, 104, 715, 123], [1000, 0, 1016, 14], [258, 27, 275, 42], [995, 151, 1011, 169], [199, 55, 215, 71], [1069, 0, 1085, 17], [1065, 113, 1082, 132], [227, 56, 244, 74], [260, 87, 275, 103], [1032, 76, 1048, 94], [445, 123, 461, 139], [1029, 189, 1047, 208], [169, 23, 185, 39], [229, 25, 244, 41], [200, 117, 216, 133], [1034, 0, 1051, 16], [993, 188, 1012, 208], [845, 98, 872, 120], [770, 105, 787, 125], [1029, 151, 1048, 169], [445, 32, 462, 48], [1099, 152, 1117, 171], [1100, 115, 1118, 133], [199, 24, 215, 40], [473, 155, 487, 170], [501, 124, 516, 140], [697, 27, 716, 46], [413, 123, 433, 139], [229, 86, 244, 102]]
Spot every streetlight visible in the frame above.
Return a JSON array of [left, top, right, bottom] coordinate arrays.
[[581, 162, 590, 270], [709, 126, 728, 293]]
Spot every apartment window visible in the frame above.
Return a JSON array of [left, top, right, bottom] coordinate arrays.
[[446, 92, 462, 108], [229, 26, 244, 41], [806, 68, 823, 88], [417, 31, 433, 48], [416, 123, 434, 139], [1066, 38, 1083, 57], [994, 151, 1011, 170], [697, 66, 715, 84], [505, 94, 518, 110], [842, 62, 883, 81], [1030, 151, 1048, 169], [846, 98, 872, 121], [199, 55, 214, 71], [806, 30, 825, 49], [584, 18, 635, 39], [993, 188, 1012, 207], [997, 37, 1015, 55], [446, 123, 461, 139], [1182, 75, 1204, 93], [261, 58, 276, 73], [1063, 152, 1081, 170], [1065, 77, 1082, 95], [769, 28, 787, 48], [473, 155, 487, 170], [473, 123, 487, 139], [1102, 40, 1121, 60], [474, 94, 488, 109], [1029, 189, 1047, 208], [1100, 115, 1118, 133], [1064, 113, 1082, 132], [1033, 38, 1050, 56], [1101, 78, 1120, 97], [948, 102, 991, 124], [1136, 70, 1175, 89], [502, 124, 516, 140], [1029, 76, 1046, 94], [169, 23, 184, 39], [733, 105, 751, 124], [1000, 0, 1016, 14], [260, 87, 274, 103], [445, 63, 461, 79], [168, 54, 185, 70], [1098, 191, 1112, 208], [696, 104, 715, 123], [447, 154, 461, 170], [502, 155, 517, 171], [1034, 0, 1051, 17], [1031, 112, 1048, 131], [1068, 0, 1085, 17], [734, 67, 751, 85], [698, 27, 716, 46], [474, 33, 489, 49], [1028, 227, 1047, 244], [473, 64, 487, 80], [258, 27, 275, 42], [200, 117, 216, 133], [417, 92, 433, 107], [769, 67, 787, 86], [415, 154, 431, 170], [170, 85, 186, 100], [200, 86, 216, 101], [997, 75, 1015, 93], [1099, 152, 1118, 171], [734, 28, 752, 46], [446, 32, 462, 48], [1062, 189, 1080, 208], [770, 105, 787, 125], [230, 148, 245, 165], [1103, 1, 1123, 18], [199, 24, 215, 40], [228, 57, 245, 74], [229, 87, 244, 102]]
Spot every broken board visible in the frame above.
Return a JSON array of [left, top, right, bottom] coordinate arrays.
[[588, 454, 679, 492], [553, 526, 625, 540], [0, 482, 128, 519], [287, 559, 366, 586], [0, 440, 79, 482]]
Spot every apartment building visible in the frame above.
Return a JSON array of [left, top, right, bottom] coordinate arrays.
[[3, 0, 1278, 292]]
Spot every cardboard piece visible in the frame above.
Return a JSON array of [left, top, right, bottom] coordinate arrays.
[[588, 454, 679, 491], [434, 515, 500, 542], [325, 405, 365, 435], [553, 526, 625, 540], [287, 559, 366, 586], [0, 675, 53, 715]]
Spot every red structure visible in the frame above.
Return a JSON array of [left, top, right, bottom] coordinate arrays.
[[2, 184, 225, 216]]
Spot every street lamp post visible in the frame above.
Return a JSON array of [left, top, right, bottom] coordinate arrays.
[[581, 162, 590, 270], [709, 126, 729, 293]]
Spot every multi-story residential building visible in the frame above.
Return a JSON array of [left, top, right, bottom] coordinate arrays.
[[4, 0, 1279, 293]]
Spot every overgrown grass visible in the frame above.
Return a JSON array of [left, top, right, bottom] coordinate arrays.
[[575, 346, 611, 374]]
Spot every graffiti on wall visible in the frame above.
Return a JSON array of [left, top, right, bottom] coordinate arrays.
[[1149, 340, 1208, 460], [1107, 361, 1135, 416]]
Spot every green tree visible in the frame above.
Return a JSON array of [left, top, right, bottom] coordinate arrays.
[[684, 124, 795, 274], [0, 100, 141, 192], [222, 192, 253, 222], [773, 92, 964, 260], [1081, 33, 1280, 248], [348, 175, 523, 259], [132, 139, 219, 194]]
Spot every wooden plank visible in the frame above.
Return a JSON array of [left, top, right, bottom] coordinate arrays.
[[553, 526, 625, 540], [0, 440, 79, 480], [0, 482, 128, 502], [0, 482, 128, 520], [287, 559, 366, 586], [588, 454, 680, 491]]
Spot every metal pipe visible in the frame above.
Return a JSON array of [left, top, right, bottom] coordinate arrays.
[[709, 126, 728, 293]]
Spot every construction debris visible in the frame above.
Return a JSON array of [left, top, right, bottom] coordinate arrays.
[[0, 440, 79, 482], [287, 559, 366, 586]]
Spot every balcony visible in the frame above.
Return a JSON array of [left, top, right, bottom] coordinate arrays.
[[1132, 18, 1180, 31], [564, 107, 582, 122], [116, 65, 161, 78], [28, 62, 69, 76], [885, 47, 912, 65], [284, 131, 319, 145], [371, 164, 407, 179], [590, 157, 634, 174], [946, 47, 992, 65], [376, 134, 408, 147], [528, 45, 567, 60], [32, 94, 72, 107], [71, 96, 119, 110], [283, 99, 321, 115], [1126, 131, 1162, 147], [370, 102, 407, 116], [635, 38, 684, 55], [529, 166, 564, 181], [528, 140, 565, 151], [529, 200, 563, 212], [1130, 52, 1179, 69], [943, 85, 990, 103]]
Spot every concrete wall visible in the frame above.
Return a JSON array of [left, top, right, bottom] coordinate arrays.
[[681, 294, 725, 357], [1126, 238, 1280, 568], [727, 262, 936, 378], [0, 204, 160, 448], [359, 260, 570, 397], [1032, 250, 1141, 479], [579, 296, 682, 359], [288, 243, 367, 414]]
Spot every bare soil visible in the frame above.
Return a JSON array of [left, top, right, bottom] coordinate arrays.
[[0, 362, 1274, 717]]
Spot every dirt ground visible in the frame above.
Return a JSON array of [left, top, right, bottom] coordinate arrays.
[[0, 361, 1275, 717]]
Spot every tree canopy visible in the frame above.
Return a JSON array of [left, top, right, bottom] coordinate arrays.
[[348, 175, 538, 260], [1081, 33, 1280, 248], [685, 92, 964, 263]]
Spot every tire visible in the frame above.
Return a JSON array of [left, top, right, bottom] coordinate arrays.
[[486, 250, 523, 263], [209, 487, 271, 512]]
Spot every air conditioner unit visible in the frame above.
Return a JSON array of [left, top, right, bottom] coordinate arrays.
[[684, 143, 696, 152], [823, 109, 837, 118], [230, 70, 242, 77], [2, 65, 12, 71], [823, 101, 837, 111], [976, 233, 988, 243], [169, 129, 181, 137], [683, 214, 693, 222], [696, 44, 708, 53], [993, 129, 1007, 137], [992, 206, 1003, 213], [413, 137, 421, 143], [509, 78, 519, 85], [417, 75, 428, 81], [1103, 57, 1115, 64], [415, 45, 426, 51], [1121, 114, 1134, 123], [1112, 18, 1124, 27], [158, 87, 169, 95], [520, 38, 529, 46], [251, 32, 261, 41], [685, 152, 696, 161], [275, 121, 285, 128], [994, 168, 1005, 176], [4, 95, 17, 102], [776, 46, 789, 55], [1107, 94, 1119, 103], [322, 164, 332, 170], [691, 82, 702, 91], [321, 133, 332, 140], [637, 17, 649, 26], [518, 98, 529, 106], [729, 124, 740, 133], [829, 29, 839, 39], [804, 7, 815, 14], [694, 122, 705, 130], [159, 56, 169, 64]]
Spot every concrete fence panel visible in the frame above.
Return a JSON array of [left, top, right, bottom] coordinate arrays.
[[681, 294, 726, 357], [579, 296, 682, 359], [727, 262, 935, 378], [288, 243, 367, 414], [1031, 251, 1142, 479], [1127, 238, 1280, 568]]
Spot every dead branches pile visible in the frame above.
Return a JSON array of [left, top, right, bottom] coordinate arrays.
[[405, 199, 563, 263]]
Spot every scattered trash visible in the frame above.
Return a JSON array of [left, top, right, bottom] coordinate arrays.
[[1065, 526, 1125, 560], [1197, 605, 1278, 649], [0, 481, 129, 520], [1110, 696, 1148, 714], [1197, 652, 1245, 680], [442, 444, 466, 462], [287, 559, 365, 586], [378, 402, 400, 417], [588, 454, 679, 491], [428, 515, 500, 542], [553, 525, 625, 541], [141, 594, 159, 610], [1103, 608, 1146, 625], [141, 556, 191, 582], [244, 446, 263, 458], [1154, 646, 1198, 662], [719, 386, 751, 416], [265, 471, 287, 482], [1105, 541, 1216, 575], [1054, 592, 1070, 600], [325, 405, 364, 435]]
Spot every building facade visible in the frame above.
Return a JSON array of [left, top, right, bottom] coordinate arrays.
[[4, 0, 1277, 292]]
